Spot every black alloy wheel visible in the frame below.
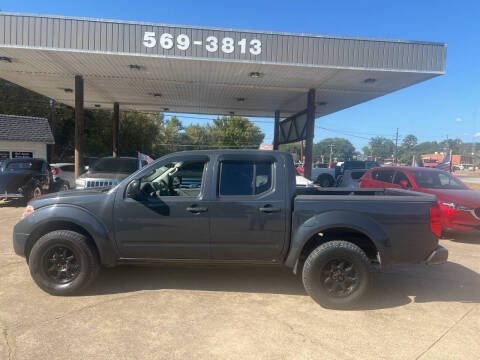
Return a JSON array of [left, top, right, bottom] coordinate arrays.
[[321, 259, 358, 298], [43, 245, 81, 284]]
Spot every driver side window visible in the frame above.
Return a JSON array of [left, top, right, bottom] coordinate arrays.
[[138, 160, 206, 199]]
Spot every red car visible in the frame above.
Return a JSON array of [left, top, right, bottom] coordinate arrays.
[[359, 166, 480, 234]]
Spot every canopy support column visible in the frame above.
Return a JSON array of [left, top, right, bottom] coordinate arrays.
[[273, 110, 280, 150], [304, 89, 316, 180], [113, 102, 119, 157], [74, 75, 84, 180]]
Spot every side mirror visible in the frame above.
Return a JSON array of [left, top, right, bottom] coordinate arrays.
[[126, 179, 141, 199], [399, 179, 409, 189]]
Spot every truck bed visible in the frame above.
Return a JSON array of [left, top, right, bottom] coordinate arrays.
[[291, 187, 438, 267]]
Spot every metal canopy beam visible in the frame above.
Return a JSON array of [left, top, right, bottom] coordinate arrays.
[[304, 89, 316, 180]]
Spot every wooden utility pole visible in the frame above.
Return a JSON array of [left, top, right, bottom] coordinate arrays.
[[394, 128, 399, 165], [328, 144, 334, 166], [300, 141, 304, 163]]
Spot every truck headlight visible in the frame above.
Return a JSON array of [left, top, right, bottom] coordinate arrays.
[[21, 205, 34, 219], [75, 179, 86, 189], [441, 202, 472, 211]]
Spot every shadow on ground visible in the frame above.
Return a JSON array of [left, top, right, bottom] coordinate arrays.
[[0, 199, 25, 208], [84, 261, 480, 310], [446, 232, 480, 244]]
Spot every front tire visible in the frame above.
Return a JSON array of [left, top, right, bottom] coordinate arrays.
[[302, 241, 372, 309], [28, 230, 100, 295]]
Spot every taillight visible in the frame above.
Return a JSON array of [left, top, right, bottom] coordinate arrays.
[[52, 168, 59, 175], [430, 204, 442, 237]]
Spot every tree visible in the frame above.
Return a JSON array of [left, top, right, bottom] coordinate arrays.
[[210, 116, 264, 148], [367, 136, 395, 160], [398, 134, 418, 164], [313, 138, 355, 162]]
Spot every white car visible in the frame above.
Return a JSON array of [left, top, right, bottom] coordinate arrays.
[[296, 175, 314, 187], [50, 163, 75, 189]]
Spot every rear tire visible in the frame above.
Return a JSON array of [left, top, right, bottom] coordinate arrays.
[[316, 174, 334, 188], [302, 240, 372, 309], [28, 230, 100, 296]]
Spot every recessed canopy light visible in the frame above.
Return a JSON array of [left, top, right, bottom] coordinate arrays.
[[152, 93, 162, 97], [63, 88, 73, 93], [248, 72, 263, 78], [316, 101, 327, 106], [236, 97, 245, 102], [364, 78, 376, 84], [163, 108, 169, 111], [0, 56, 12, 63], [128, 64, 143, 71], [94, 104, 101, 108]]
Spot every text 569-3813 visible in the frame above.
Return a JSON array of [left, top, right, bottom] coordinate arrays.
[[142, 32, 262, 55]]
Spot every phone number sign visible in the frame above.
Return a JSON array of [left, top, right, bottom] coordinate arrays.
[[142, 31, 262, 55]]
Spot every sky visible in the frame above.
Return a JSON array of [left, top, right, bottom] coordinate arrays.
[[1, 0, 479, 151]]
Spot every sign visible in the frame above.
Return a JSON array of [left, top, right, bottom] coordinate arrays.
[[11, 152, 33, 158], [143, 32, 261, 55], [0, 151, 9, 160], [259, 144, 273, 150]]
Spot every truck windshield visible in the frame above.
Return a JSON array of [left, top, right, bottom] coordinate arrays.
[[92, 158, 138, 173], [410, 170, 468, 190]]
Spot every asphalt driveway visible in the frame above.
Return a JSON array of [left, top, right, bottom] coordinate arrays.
[[0, 203, 479, 359]]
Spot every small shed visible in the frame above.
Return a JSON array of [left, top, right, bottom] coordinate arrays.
[[0, 113, 54, 161]]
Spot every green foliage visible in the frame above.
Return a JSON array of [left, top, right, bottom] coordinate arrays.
[[363, 136, 395, 160], [313, 138, 355, 162], [210, 116, 265, 148]]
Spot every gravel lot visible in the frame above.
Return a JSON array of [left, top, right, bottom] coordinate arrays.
[[0, 203, 479, 359]]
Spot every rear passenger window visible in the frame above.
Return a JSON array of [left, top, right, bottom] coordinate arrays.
[[372, 169, 395, 183], [220, 161, 273, 196]]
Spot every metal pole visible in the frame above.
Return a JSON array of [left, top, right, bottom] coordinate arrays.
[[74, 75, 84, 180], [304, 89, 315, 180], [273, 110, 280, 150], [49, 99, 55, 162], [113, 102, 120, 157]]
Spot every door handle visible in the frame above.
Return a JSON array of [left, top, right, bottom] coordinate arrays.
[[259, 206, 281, 213], [186, 206, 208, 213]]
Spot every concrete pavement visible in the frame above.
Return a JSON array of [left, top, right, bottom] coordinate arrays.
[[0, 204, 479, 359]]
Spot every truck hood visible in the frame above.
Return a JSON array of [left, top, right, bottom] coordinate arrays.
[[78, 172, 130, 180], [30, 188, 112, 209]]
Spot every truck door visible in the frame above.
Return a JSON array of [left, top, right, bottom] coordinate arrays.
[[113, 155, 212, 259], [209, 156, 287, 261]]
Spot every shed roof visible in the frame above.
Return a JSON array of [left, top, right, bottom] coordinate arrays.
[[0, 113, 54, 143]]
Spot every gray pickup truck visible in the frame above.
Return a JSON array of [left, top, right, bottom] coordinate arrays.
[[13, 150, 447, 308]]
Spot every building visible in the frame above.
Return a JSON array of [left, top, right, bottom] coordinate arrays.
[[0, 12, 446, 179], [421, 153, 473, 167], [0, 113, 54, 160]]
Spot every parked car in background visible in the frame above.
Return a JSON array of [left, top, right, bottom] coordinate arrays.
[[360, 166, 480, 234], [75, 156, 140, 189], [296, 175, 314, 187], [311, 160, 379, 188], [50, 163, 75, 189], [336, 169, 367, 188], [0, 158, 67, 202]]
